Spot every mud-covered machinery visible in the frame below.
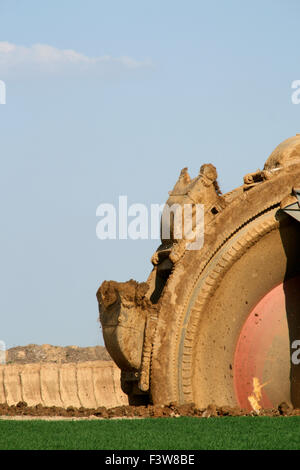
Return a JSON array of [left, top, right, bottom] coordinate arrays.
[[97, 135, 300, 411]]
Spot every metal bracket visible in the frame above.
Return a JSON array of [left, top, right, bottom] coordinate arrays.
[[281, 188, 300, 222]]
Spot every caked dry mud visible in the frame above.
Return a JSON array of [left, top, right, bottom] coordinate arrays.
[[1, 346, 128, 409], [0, 401, 298, 419]]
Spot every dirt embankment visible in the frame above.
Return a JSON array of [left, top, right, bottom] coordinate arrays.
[[6, 344, 111, 364]]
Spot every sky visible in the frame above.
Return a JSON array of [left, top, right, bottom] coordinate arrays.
[[0, 0, 300, 348]]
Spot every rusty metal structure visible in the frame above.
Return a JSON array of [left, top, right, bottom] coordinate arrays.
[[97, 135, 300, 411]]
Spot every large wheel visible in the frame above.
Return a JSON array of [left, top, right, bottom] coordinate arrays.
[[150, 166, 300, 409]]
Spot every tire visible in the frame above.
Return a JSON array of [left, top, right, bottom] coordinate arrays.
[[150, 166, 300, 409]]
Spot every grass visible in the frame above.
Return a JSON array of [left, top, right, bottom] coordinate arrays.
[[0, 416, 299, 450]]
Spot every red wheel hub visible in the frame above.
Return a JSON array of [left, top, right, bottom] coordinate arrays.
[[234, 276, 300, 411]]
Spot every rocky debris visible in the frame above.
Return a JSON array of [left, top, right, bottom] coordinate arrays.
[[202, 404, 218, 418], [0, 401, 298, 418], [278, 401, 293, 416], [6, 344, 111, 364]]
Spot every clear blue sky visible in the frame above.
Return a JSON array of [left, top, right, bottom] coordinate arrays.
[[0, 0, 299, 348]]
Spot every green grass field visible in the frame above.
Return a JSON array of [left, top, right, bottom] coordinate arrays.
[[0, 416, 300, 450]]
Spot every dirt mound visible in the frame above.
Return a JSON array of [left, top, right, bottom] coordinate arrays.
[[0, 401, 297, 418], [6, 344, 111, 364]]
